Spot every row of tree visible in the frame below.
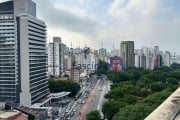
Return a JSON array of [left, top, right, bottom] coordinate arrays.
[[48, 79, 80, 97]]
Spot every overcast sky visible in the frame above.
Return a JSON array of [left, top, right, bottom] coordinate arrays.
[[1, 0, 180, 54]]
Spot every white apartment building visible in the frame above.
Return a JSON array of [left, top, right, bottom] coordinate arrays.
[[99, 48, 107, 61], [135, 54, 146, 69], [0, 0, 49, 106], [74, 47, 98, 71], [171, 54, 180, 64], [48, 37, 64, 77], [110, 49, 120, 57], [163, 51, 171, 67]]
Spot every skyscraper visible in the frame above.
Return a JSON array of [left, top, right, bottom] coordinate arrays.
[[0, 0, 49, 106], [154, 54, 163, 68], [99, 48, 106, 58], [163, 51, 171, 67], [154, 46, 159, 57], [48, 37, 64, 77], [120, 41, 135, 70], [99, 48, 107, 62]]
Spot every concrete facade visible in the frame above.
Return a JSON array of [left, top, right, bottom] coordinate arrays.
[[120, 41, 135, 70], [48, 37, 64, 77], [145, 87, 180, 120], [0, 0, 49, 106]]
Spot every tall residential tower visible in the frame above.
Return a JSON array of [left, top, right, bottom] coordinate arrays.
[[0, 0, 49, 106], [48, 37, 64, 77], [120, 41, 135, 70]]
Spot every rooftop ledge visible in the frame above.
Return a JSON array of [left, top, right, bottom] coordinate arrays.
[[145, 87, 180, 120]]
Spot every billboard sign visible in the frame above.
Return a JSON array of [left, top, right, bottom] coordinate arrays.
[[110, 56, 122, 72]]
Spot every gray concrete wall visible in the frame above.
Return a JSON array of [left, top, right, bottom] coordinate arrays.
[[19, 17, 31, 106]]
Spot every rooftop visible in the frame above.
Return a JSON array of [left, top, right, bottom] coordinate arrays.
[[48, 92, 70, 99], [145, 87, 180, 120], [18, 106, 47, 116], [0, 110, 28, 120], [0, 111, 20, 118]]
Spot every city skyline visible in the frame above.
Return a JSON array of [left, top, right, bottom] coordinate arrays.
[[0, 1, 180, 119], [0, 0, 179, 53]]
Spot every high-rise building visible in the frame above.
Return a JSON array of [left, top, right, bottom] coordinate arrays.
[[0, 0, 49, 106], [163, 51, 171, 67], [99, 48, 107, 61], [110, 49, 120, 57], [120, 41, 135, 70], [48, 37, 64, 77], [154, 54, 163, 68], [135, 54, 146, 69], [154, 46, 159, 58], [99, 48, 106, 57], [171, 54, 180, 64], [73, 47, 98, 72], [142, 47, 150, 69]]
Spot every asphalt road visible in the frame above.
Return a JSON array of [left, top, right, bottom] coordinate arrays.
[[57, 75, 111, 120], [80, 76, 111, 120]]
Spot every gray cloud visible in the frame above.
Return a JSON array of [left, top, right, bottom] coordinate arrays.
[[1, 0, 179, 53], [102, 0, 180, 53], [34, 0, 100, 39]]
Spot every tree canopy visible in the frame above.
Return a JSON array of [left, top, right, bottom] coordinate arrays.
[[86, 110, 101, 120], [48, 79, 80, 97], [103, 64, 180, 120], [96, 60, 109, 75]]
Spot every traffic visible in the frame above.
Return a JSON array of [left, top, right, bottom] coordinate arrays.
[[58, 75, 99, 120]]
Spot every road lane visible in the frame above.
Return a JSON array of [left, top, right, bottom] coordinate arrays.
[[76, 79, 100, 120], [83, 77, 111, 120]]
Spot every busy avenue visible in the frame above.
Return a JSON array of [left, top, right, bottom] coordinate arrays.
[[57, 75, 110, 120]]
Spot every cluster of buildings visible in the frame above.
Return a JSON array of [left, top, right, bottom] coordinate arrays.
[[134, 46, 171, 70], [47, 37, 99, 82], [104, 41, 179, 71], [48, 39, 180, 80], [119, 41, 179, 70]]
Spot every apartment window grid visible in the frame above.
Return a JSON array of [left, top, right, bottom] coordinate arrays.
[[0, 14, 17, 101]]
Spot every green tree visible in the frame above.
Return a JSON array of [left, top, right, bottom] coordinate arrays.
[[96, 60, 109, 75], [168, 71, 180, 80], [170, 63, 180, 70], [112, 104, 153, 120], [48, 79, 80, 97], [126, 66, 142, 81], [155, 66, 172, 72], [86, 110, 101, 120], [112, 88, 177, 120], [150, 82, 167, 92], [107, 71, 132, 83], [103, 63, 180, 120], [102, 101, 126, 120], [63, 74, 69, 78], [105, 84, 141, 101], [166, 78, 178, 85]]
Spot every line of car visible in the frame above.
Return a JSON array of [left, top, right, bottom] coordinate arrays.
[[59, 75, 99, 120]]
